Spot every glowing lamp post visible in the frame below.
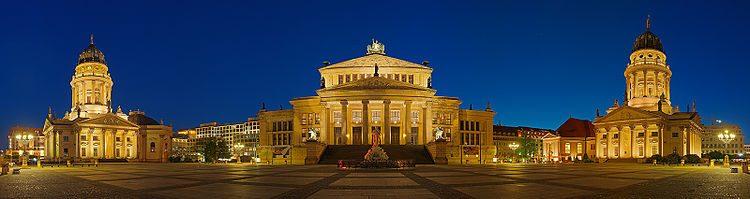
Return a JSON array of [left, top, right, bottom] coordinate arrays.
[[509, 143, 520, 162], [233, 144, 245, 163], [15, 134, 34, 169], [718, 130, 735, 167]]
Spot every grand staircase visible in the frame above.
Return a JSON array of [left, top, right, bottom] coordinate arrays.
[[318, 145, 434, 164]]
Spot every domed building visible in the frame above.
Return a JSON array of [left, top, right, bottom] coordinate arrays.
[[42, 36, 173, 163], [256, 40, 497, 165], [593, 18, 702, 160]]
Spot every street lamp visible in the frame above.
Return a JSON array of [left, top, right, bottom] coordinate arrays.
[[15, 134, 34, 169], [509, 143, 520, 162], [233, 144, 244, 163], [717, 130, 735, 167]]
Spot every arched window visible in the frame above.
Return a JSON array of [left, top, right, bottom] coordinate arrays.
[[150, 142, 156, 152]]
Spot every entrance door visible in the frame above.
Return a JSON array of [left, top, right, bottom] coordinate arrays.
[[352, 127, 362, 145], [409, 127, 419, 145], [390, 127, 400, 145], [334, 127, 343, 145]]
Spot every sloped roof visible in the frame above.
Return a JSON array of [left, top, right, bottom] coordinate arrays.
[[555, 118, 596, 137], [128, 113, 160, 125], [320, 54, 431, 70]]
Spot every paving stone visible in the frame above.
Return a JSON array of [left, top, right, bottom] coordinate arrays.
[[154, 182, 292, 199], [330, 177, 419, 186], [549, 176, 647, 189], [309, 188, 439, 199], [455, 183, 592, 199]]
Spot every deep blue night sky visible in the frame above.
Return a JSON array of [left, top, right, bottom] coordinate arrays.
[[2, 0, 749, 149]]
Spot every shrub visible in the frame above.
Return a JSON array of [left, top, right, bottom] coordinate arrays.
[[664, 153, 681, 164], [646, 154, 663, 163], [706, 151, 724, 160], [684, 154, 701, 163]]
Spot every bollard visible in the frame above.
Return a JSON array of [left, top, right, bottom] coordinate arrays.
[[37, 160, 41, 168], [67, 160, 71, 167], [681, 159, 685, 167], [652, 160, 657, 165]]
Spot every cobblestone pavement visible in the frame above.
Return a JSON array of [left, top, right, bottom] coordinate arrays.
[[1, 163, 748, 198]]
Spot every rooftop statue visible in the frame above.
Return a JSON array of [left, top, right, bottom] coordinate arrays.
[[366, 39, 385, 55]]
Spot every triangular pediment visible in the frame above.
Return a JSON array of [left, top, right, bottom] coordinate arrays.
[[320, 54, 432, 70], [595, 106, 663, 123], [318, 76, 435, 92], [78, 113, 139, 127]]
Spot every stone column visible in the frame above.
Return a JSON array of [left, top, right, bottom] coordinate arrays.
[[424, 104, 433, 144], [644, 124, 650, 157], [658, 124, 663, 155], [607, 127, 613, 157], [340, 100, 348, 145], [404, 100, 412, 145], [383, 100, 391, 145], [362, 100, 370, 145], [642, 70, 648, 97], [630, 125, 636, 158], [320, 102, 328, 144]]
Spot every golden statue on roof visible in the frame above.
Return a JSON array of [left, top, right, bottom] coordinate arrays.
[[366, 39, 385, 55]]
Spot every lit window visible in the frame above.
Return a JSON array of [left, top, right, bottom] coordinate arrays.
[[371, 110, 381, 124], [352, 110, 362, 124], [576, 143, 582, 153], [411, 111, 419, 124], [565, 143, 571, 153], [390, 110, 400, 124]]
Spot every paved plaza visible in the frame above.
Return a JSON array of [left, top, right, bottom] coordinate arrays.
[[1, 163, 748, 198]]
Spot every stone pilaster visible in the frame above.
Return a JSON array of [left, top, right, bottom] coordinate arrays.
[[362, 100, 370, 145], [340, 100, 349, 145], [383, 100, 391, 144]]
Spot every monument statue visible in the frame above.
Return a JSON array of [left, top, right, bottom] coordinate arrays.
[[434, 126, 445, 141]]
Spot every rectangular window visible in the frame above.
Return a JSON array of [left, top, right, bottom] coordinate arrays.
[[401, 74, 407, 82], [346, 74, 351, 82], [116, 137, 121, 142], [81, 148, 86, 156], [352, 110, 362, 124], [460, 120, 464, 130], [638, 145, 644, 156], [127, 137, 131, 142], [333, 111, 342, 124], [651, 132, 658, 137], [411, 111, 419, 123], [93, 148, 98, 157], [409, 75, 414, 83], [565, 143, 571, 154], [602, 134, 607, 139], [672, 132, 678, 137], [360, 74, 365, 79], [81, 135, 86, 140], [115, 148, 120, 157], [577, 143, 582, 153], [352, 74, 358, 81], [613, 134, 619, 139], [338, 75, 344, 84], [387, 74, 393, 79], [63, 148, 69, 157], [301, 114, 308, 125], [390, 110, 400, 124], [394, 74, 399, 81], [93, 136, 99, 141], [371, 110, 381, 124], [315, 113, 320, 124], [638, 132, 644, 137], [602, 146, 607, 157], [63, 136, 69, 142]]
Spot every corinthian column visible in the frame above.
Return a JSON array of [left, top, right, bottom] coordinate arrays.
[[362, 100, 370, 144], [340, 100, 349, 145], [383, 100, 391, 145]]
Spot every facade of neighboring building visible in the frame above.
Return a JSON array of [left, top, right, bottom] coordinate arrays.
[[256, 40, 496, 164], [745, 144, 750, 154], [7, 127, 44, 157], [492, 125, 553, 159], [194, 118, 261, 160], [701, 125, 744, 155], [42, 38, 173, 162], [593, 22, 702, 159], [543, 118, 597, 161]]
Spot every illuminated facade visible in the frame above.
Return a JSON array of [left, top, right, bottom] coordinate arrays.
[[543, 118, 596, 161], [7, 127, 44, 157], [42, 37, 173, 162], [593, 19, 702, 159], [701, 125, 744, 155], [493, 125, 551, 159], [256, 40, 496, 164], [193, 118, 261, 160]]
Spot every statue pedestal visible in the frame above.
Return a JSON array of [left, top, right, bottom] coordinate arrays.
[[303, 141, 327, 165], [426, 140, 448, 164]]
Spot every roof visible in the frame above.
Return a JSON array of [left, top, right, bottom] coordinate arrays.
[[78, 43, 107, 65], [320, 54, 431, 70], [555, 118, 596, 137], [633, 29, 663, 52], [493, 125, 554, 138], [127, 113, 160, 125]]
